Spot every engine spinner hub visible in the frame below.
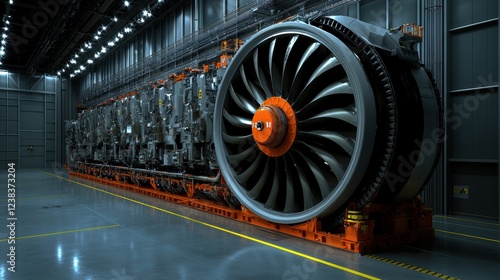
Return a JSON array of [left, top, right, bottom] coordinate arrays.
[[251, 97, 296, 157]]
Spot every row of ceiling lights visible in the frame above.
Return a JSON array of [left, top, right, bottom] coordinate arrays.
[[0, 0, 14, 68], [58, 0, 165, 78]]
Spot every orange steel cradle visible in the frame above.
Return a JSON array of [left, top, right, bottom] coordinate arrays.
[[69, 165, 434, 255]]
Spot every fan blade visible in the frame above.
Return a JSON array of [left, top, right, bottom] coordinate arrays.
[[222, 133, 254, 145], [310, 81, 352, 104], [295, 42, 320, 78], [253, 49, 273, 99], [306, 56, 340, 87], [236, 152, 265, 184], [292, 75, 349, 110], [248, 158, 271, 198], [299, 130, 355, 156], [298, 141, 345, 182], [299, 107, 357, 126], [288, 42, 324, 104], [296, 150, 332, 199], [281, 35, 299, 99], [229, 83, 256, 114], [283, 157, 297, 213], [223, 110, 252, 127], [265, 160, 280, 209], [227, 144, 258, 164], [291, 153, 315, 209], [240, 65, 265, 105], [268, 39, 282, 96]]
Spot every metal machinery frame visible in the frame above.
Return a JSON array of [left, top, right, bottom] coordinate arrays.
[[66, 16, 440, 254]]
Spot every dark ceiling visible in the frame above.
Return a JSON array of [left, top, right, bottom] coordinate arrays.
[[0, 0, 163, 75]]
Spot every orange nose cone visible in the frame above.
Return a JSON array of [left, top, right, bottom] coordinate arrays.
[[252, 106, 284, 146], [251, 97, 297, 157]]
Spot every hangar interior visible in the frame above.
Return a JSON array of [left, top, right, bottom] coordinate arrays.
[[0, 0, 499, 279]]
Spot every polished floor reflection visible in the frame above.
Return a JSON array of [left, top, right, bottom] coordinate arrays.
[[0, 169, 498, 280]]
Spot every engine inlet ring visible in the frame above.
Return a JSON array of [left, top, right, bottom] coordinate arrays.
[[214, 22, 377, 224]]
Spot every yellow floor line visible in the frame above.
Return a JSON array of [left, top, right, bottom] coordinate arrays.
[[0, 224, 119, 242], [433, 215, 500, 227], [42, 171, 380, 280], [435, 229, 500, 243]]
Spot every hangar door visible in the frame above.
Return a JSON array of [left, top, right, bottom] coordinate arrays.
[[0, 74, 58, 169]]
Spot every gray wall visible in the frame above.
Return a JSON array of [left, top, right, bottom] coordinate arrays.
[[446, 0, 499, 219], [0, 73, 61, 169]]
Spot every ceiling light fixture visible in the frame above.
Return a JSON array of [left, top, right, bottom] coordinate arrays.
[[65, 0, 164, 78]]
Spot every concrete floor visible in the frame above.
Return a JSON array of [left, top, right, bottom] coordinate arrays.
[[1, 169, 499, 280]]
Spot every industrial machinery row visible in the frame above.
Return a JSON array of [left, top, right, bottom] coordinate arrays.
[[66, 16, 442, 253]]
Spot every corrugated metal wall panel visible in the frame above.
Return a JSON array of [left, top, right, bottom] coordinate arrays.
[[447, 0, 499, 220]]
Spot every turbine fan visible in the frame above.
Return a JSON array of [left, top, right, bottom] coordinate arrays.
[[214, 18, 442, 225], [214, 22, 376, 224]]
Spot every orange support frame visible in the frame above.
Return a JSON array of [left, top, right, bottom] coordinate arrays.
[[69, 168, 434, 254]]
